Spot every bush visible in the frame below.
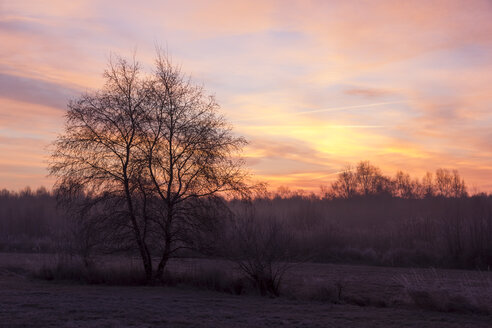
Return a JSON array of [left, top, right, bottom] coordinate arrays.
[[222, 207, 301, 297]]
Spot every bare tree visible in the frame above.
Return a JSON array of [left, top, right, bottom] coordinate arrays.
[[136, 52, 250, 279], [223, 205, 298, 296], [330, 165, 357, 199], [50, 55, 153, 278], [330, 161, 392, 198], [435, 168, 467, 198], [354, 161, 392, 196], [50, 52, 250, 282], [420, 171, 435, 198], [394, 170, 416, 199]]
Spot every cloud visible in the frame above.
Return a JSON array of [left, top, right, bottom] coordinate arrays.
[[0, 133, 51, 190], [344, 87, 394, 99], [0, 73, 79, 109], [1, 0, 492, 191]]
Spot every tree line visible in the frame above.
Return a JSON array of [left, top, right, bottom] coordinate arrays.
[[2, 159, 491, 270], [319, 161, 468, 200]]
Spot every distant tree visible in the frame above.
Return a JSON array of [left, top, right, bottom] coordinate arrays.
[[355, 161, 377, 195], [50, 51, 250, 282], [331, 165, 357, 198], [354, 161, 392, 196], [394, 170, 416, 198], [419, 171, 435, 198], [331, 161, 392, 198], [275, 186, 293, 199], [435, 168, 467, 198], [328, 162, 469, 200]]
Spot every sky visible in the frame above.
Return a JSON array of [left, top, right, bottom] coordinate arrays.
[[1, 0, 492, 192]]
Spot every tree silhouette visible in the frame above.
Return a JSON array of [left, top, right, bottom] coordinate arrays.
[[50, 52, 249, 281]]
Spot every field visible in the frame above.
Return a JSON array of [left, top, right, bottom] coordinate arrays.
[[1, 253, 491, 327]]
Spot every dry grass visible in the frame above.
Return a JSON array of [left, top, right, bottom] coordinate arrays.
[[18, 254, 492, 314], [32, 257, 147, 285], [2, 253, 492, 319], [162, 266, 248, 295], [27, 253, 253, 296], [1, 272, 491, 328], [396, 268, 492, 314]]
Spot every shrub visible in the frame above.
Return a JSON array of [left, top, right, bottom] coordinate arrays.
[[222, 207, 301, 297]]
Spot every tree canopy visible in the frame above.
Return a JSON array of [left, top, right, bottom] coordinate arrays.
[[50, 52, 250, 281]]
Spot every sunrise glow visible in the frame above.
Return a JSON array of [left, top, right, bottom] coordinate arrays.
[[2, 0, 492, 192]]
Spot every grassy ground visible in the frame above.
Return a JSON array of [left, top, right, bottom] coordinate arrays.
[[0, 253, 491, 327]]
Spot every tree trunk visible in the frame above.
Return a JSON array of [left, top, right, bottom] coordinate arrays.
[[154, 227, 172, 281], [154, 251, 170, 281], [123, 177, 153, 283], [154, 204, 173, 281], [141, 248, 153, 283]]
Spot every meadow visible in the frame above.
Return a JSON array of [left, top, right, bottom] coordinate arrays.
[[1, 253, 491, 327]]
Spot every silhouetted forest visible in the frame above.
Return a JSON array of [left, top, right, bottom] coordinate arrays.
[[2, 161, 491, 270], [0, 187, 64, 252]]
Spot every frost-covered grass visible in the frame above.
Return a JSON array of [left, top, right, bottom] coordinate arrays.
[[0, 253, 491, 327], [1, 274, 490, 328], [396, 268, 492, 314]]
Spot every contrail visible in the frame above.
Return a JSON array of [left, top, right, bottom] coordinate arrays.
[[233, 100, 405, 122], [325, 125, 385, 128]]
